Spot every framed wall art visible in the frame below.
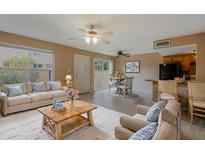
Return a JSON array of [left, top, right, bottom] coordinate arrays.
[[125, 61, 140, 73]]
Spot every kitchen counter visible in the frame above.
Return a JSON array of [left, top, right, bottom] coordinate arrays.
[[146, 79, 190, 110]]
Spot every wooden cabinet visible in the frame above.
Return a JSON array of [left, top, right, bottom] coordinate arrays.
[[181, 56, 190, 71], [163, 56, 172, 62], [163, 54, 196, 72], [172, 56, 182, 62]]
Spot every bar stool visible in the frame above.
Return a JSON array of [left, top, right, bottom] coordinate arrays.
[[158, 80, 179, 101]]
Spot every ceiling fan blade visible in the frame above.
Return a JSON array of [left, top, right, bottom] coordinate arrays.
[[123, 53, 130, 57], [98, 39, 110, 44], [68, 37, 83, 40], [78, 28, 87, 33], [98, 32, 113, 37]]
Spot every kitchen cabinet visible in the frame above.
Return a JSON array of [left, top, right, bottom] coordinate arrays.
[[163, 54, 196, 72]]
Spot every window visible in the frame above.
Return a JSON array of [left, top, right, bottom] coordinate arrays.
[[0, 43, 54, 84]]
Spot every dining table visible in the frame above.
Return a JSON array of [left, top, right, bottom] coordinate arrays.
[[110, 76, 127, 86]]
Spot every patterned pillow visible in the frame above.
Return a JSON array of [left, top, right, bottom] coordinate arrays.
[[152, 100, 167, 109], [129, 122, 158, 140], [8, 85, 23, 97], [50, 81, 61, 91], [145, 101, 167, 122], [32, 82, 45, 92]]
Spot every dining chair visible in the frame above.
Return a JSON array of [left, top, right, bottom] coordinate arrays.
[[188, 82, 205, 123], [117, 77, 134, 97], [109, 80, 117, 93], [158, 80, 178, 101]]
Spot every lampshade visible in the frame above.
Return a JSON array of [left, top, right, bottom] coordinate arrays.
[[65, 74, 72, 81]]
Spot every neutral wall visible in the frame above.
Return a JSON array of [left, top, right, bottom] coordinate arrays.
[[114, 53, 163, 93], [0, 31, 114, 91]]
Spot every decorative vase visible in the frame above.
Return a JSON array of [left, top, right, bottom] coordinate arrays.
[[70, 99, 75, 108]]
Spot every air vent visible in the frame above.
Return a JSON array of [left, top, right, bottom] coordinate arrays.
[[154, 39, 171, 49]]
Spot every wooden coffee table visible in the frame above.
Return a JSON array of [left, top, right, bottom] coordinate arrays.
[[37, 100, 97, 139]]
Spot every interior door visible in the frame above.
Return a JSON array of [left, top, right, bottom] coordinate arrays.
[[94, 58, 113, 91], [74, 54, 90, 93]]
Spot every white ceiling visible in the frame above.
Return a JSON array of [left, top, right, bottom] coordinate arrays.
[[0, 14, 205, 56]]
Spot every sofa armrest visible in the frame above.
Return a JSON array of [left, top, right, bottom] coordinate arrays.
[[61, 86, 68, 90], [120, 115, 150, 132], [136, 104, 150, 115], [0, 92, 8, 116]]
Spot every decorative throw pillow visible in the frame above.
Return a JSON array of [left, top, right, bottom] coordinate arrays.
[[8, 86, 23, 97], [50, 81, 61, 91], [129, 122, 158, 140], [32, 82, 45, 92], [145, 100, 167, 122], [152, 100, 167, 109]]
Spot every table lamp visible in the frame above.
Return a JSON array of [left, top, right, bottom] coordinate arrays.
[[65, 74, 73, 87]]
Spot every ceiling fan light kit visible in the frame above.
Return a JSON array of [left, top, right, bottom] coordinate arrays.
[[68, 24, 113, 45], [85, 37, 98, 45]]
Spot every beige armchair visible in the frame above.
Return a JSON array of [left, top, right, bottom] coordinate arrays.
[[188, 82, 205, 123], [115, 100, 181, 140], [158, 80, 178, 101]]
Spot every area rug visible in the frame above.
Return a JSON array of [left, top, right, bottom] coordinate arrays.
[[98, 89, 138, 98], [0, 105, 125, 140]]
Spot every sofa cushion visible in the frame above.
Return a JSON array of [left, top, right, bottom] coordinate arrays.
[[26, 82, 33, 93], [49, 90, 66, 98], [50, 81, 61, 91], [2, 83, 27, 96], [129, 122, 158, 140], [32, 82, 45, 92], [7, 94, 31, 106], [152, 120, 177, 140], [29, 92, 52, 102], [45, 82, 51, 91], [133, 114, 146, 121], [145, 100, 167, 122], [8, 85, 23, 97]]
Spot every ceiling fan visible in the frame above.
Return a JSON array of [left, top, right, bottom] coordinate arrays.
[[68, 25, 113, 45], [115, 49, 131, 57]]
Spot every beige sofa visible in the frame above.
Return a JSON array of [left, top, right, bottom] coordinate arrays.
[[115, 99, 181, 140], [0, 81, 69, 116]]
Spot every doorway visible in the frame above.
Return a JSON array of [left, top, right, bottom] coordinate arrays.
[[74, 54, 90, 93], [93, 58, 113, 91]]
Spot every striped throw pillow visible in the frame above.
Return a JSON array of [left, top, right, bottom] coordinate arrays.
[[145, 100, 167, 122], [129, 122, 158, 140], [8, 86, 23, 97], [32, 82, 45, 92]]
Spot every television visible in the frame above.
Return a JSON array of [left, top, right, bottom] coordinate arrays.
[[159, 63, 182, 80]]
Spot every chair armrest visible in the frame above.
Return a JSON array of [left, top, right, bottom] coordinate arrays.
[[120, 115, 150, 132], [115, 125, 134, 140], [136, 104, 150, 115]]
